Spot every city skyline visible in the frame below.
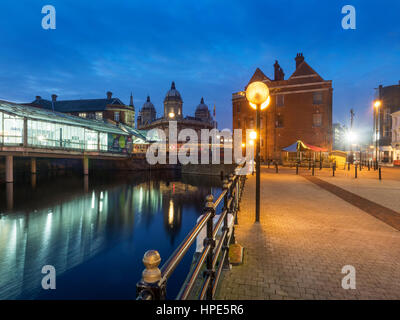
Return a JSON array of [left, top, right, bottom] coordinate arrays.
[[0, 0, 399, 131]]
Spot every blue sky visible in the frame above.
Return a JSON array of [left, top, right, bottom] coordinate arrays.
[[0, 0, 398, 131]]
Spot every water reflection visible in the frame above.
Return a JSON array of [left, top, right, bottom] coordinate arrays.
[[0, 171, 222, 299]]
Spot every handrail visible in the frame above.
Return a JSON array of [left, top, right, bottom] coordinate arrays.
[[160, 211, 212, 282], [136, 162, 247, 300]]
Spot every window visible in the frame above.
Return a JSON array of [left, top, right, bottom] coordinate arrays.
[[237, 104, 241, 113], [79, 113, 87, 118], [85, 129, 98, 150], [237, 120, 241, 128], [114, 112, 120, 122], [95, 112, 103, 120], [276, 95, 284, 107], [313, 92, 323, 105], [3, 114, 24, 144], [275, 115, 284, 128], [313, 113, 322, 127]]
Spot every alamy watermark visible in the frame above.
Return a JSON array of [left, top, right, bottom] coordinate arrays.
[[41, 5, 56, 30], [341, 265, 356, 290], [145, 121, 255, 175], [341, 5, 356, 30], [41, 265, 56, 290]]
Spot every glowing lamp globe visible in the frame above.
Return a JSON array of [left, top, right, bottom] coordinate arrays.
[[374, 100, 381, 108], [246, 81, 270, 110]]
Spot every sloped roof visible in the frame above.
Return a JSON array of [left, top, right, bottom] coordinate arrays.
[[29, 98, 128, 113], [248, 68, 271, 84], [289, 61, 323, 80]]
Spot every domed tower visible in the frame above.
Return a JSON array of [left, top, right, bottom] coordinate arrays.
[[164, 81, 183, 120], [195, 97, 212, 122], [137, 96, 156, 127]]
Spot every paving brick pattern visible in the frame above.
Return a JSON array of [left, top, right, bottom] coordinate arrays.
[[216, 167, 400, 300]]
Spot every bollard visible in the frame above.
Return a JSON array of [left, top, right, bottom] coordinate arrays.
[[320, 160, 322, 170], [308, 161, 311, 170], [312, 164, 315, 176], [296, 163, 299, 175], [355, 164, 357, 179], [359, 162, 362, 171], [368, 161, 370, 171], [267, 160, 270, 168], [379, 167, 382, 180], [348, 162, 350, 171], [332, 164, 336, 177], [275, 162, 278, 173]]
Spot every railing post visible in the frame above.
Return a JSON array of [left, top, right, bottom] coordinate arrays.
[[204, 194, 216, 300], [136, 250, 166, 300], [223, 177, 232, 269]]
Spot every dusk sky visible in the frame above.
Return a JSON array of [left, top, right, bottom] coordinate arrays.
[[0, 0, 398, 132]]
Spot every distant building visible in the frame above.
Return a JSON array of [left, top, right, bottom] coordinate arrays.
[[333, 123, 347, 151], [391, 110, 400, 165], [137, 82, 216, 139], [29, 91, 135, 128], [232, 53, 333, 161], [375, 82, 400, 163]]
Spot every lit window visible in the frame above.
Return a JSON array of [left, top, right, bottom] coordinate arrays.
[[79, 113, 87, 118], [114, 112, 120, 122], [313, 92, 323, 105], [96, 112, 103, 120]]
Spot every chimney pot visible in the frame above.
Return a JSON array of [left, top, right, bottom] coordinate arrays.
[[107, 91, 113, 99], [295, 52, 305, 68], [51, 94, 57, 102]]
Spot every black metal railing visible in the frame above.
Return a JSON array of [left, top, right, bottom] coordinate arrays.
[[136, 165, 246, 300]]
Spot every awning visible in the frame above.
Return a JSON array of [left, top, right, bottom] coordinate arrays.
[[283, 140, 327, 152]]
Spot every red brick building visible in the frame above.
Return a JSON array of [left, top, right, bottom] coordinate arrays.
[[232, 53, 333, 161]]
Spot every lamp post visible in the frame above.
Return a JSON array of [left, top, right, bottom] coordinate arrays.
[[245, 81, 270, 222], [374, 100, 382, 168]]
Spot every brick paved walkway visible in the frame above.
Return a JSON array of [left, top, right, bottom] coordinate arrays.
[[216, 167, 400, 300]]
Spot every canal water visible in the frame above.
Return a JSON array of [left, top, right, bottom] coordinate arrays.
[[0, 170, 223, 299]]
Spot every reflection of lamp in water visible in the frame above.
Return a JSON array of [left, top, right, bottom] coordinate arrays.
[[168, 200, 174, 226]]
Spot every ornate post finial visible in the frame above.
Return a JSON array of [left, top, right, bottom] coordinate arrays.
[[142, 250, 161, 283], [223, 178, 229, 189], [205, 194, 214, 209]]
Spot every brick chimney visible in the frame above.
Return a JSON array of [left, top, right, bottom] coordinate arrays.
[[274, 60, 285, 81], [51, 94, 57, 102], [35, 96, 41, 100], [295, 53, 304, 68], [107, 91, 113, 99]]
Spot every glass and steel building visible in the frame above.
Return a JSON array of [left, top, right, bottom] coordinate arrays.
[[0, 101, 146, 153]]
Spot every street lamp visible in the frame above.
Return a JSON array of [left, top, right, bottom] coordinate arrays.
[[245, 81, 270, 222], [374, 100, 382, 167]]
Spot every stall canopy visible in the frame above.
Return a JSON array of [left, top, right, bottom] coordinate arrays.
[[283, 140, 327, 152]]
